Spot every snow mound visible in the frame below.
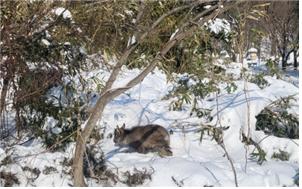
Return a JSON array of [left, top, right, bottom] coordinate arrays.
[[0, 66, 298, 187]]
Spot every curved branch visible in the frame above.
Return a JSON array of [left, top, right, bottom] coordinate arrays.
[[101, 1, 201, 95], [73, 1, 241, 186]]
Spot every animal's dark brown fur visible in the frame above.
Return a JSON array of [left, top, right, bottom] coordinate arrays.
[[114, 124, 172, 156]]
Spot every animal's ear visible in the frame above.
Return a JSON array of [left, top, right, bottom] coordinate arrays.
[[121, 123, 125, 129], [115, 125, 120, 134]]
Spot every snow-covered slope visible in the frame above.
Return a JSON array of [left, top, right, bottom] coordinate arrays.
[[0, 66, 299, 187]]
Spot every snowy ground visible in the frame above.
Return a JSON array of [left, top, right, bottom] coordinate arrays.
[[0, 63, 299, 187]]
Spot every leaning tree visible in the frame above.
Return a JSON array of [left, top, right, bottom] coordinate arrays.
[[72, 0, 242, 186]]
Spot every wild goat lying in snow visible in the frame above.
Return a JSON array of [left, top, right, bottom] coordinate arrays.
[[113, 123, 172, 157]]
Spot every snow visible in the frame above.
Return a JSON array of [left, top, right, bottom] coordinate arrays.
[[41, 39, 50, 46], [207, 18, 231, 34], [127, 35, 136, 47], [45, 31, 51, 39], [170, 29, 179, 40], [248, 47, 258, 53], [124, 10, 134, 16], [53, 7, 72, 19], [204, 5, 211, 9], [0, 61, 299, 187]]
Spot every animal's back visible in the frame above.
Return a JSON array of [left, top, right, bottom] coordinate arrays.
[[126, 124, 172, 156], [131, 124, 169, 141]]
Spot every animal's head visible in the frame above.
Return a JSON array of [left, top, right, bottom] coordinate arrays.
[[113, 123, 126, 145]]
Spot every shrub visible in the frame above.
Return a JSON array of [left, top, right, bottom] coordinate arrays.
[[265, 58, 281, 78], [255, 96, 299, 139], [0, 171, 20, 187], [249, 73, 269, 89], [0, 1, 89, 147], [121, 167, 154, 186], [271, 150, 290, 161]]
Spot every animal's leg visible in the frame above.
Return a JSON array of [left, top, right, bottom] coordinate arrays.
[[137, 146, 147, 154], [157, 146, 173, 157], [124, 147, 136, 153]]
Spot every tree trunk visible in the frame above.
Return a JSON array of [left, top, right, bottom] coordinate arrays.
[[281, 31, 287, 70], [72, 60, 158, 186], [257, 40, 261, 65], [281, 53, 287, 70], [72, 2, 239, 186], [0, 78, 9, 116], [73, 132, 86, 186], [270, 38, 277, 56], [239, 50, 244, 64], [293, 49, 298, 70], [73, 88, 111, 186], [231, 51, 236, 62], [0, 77, 10, 138], [15, 106, 22, 138]]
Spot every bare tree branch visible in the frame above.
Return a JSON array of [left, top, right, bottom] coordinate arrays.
[[73, 1, 240, 186], [101, 1, 200, 95]]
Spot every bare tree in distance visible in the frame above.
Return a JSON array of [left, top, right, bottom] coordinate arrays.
[[262, 0, 298, 69], [225, 1, 269, 64]]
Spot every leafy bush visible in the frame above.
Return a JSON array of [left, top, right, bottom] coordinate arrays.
[[241, 133, 267, 165], [265, 58, 281, 78], [255, 96, 299, 139], [271, 150, 290, 161], [0, 171, 20, 187], [21, 90, 87, 149], [165, 59, 236, 120], [166, 75, 218, 121], [249, 73, 269, 89], [121, 167, 154, 186], [250, 150, 267, 165], [0, 1, 88, 148]]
